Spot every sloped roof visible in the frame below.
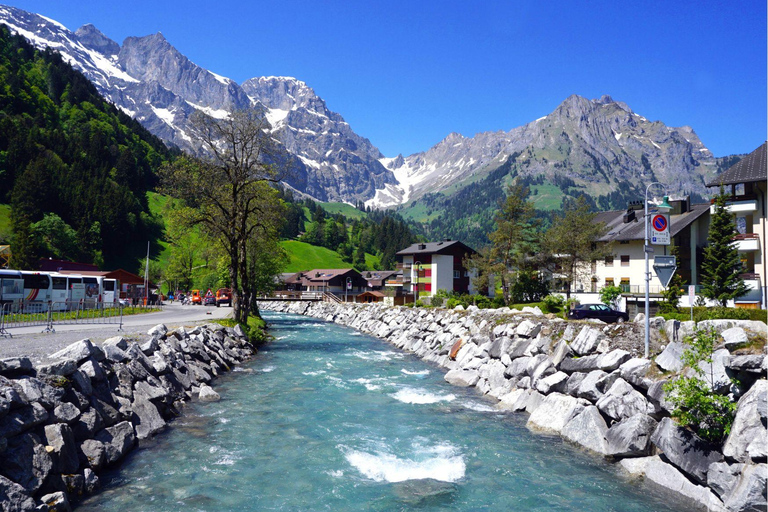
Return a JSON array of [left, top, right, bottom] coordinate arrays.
[[302, 268, 360, 282], [595, 203, 710, 242], [396, 240, 475, 256], [706, 142, 767, 186]]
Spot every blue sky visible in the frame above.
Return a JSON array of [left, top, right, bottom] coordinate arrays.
[[8, 0, 766, 158]]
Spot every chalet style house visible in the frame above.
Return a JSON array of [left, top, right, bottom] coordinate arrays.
[[395, 240, 477, 298], [705, 142, 766, 308]]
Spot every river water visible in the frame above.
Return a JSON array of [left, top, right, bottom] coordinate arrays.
[[79, 311, 687, 511]]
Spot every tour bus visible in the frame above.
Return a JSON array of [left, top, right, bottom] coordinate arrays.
[[49, 273, 86, 311], [20, 271, 52, 311], [0, 269, 24, 311], [102, 278, 117, 304]]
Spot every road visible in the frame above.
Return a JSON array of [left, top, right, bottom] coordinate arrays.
[[0, 303, 233, 365]]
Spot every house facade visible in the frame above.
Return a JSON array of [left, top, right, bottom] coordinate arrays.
[[571, 197, 711, 300], [705, 142, 766, 308], [396, 240, 476, 298]]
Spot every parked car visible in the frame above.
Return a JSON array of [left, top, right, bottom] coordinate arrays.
[[191, 290, 202, 305], [203, 295, 217, 306], [216, 288, 232, 307], [567, 303, 629, 323]]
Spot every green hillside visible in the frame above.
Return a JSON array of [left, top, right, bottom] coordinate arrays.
[[322, 202, 366, 220], [281, 240, 380, 273]]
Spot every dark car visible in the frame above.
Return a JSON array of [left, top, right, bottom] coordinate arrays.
[[567, 303, 629, 323], [203, 295, 217, 306]]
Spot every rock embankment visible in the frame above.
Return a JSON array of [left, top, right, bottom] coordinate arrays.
[[0, 323, 255, 512], [261, 301, 767, 512]]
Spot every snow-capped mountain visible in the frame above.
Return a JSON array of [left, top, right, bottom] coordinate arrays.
[[367, 94, 719, 208], [0, 5, 395, 202]]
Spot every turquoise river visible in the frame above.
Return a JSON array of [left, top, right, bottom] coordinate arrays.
[[79, 310, 689, 511]]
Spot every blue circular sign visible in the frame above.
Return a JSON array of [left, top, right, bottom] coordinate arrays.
[[652, 214, 668, 232]]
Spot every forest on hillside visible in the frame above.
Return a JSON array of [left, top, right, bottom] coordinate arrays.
[[0, 24, 175, 269]]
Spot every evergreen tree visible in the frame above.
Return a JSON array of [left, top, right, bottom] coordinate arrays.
[[700, 189, 748, 307]]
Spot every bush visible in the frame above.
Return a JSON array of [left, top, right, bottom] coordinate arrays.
[[541, 294, 565, 314], [657, 306, 765, 323], [599, 285, 623, 308], [663, 327, 737, 444]]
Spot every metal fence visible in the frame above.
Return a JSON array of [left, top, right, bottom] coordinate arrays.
[[0, 301, 150, 337]]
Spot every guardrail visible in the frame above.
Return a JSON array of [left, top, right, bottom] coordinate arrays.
[[0, 300, 151, 337]]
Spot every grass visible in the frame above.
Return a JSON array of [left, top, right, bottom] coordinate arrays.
[[322, 202, 366, 220], [280, 240, 381, 272], [529, 183, 565, 210], [0, 203, 10, 239]]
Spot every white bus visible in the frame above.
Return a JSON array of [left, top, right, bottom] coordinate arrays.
[[0, 269, 24, 311], [102, 278, 117, 304], [20, 271, 52, 311], [49, 273, 86, 311]]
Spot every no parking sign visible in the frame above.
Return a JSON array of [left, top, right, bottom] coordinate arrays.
[[650, 213, 670, 245]]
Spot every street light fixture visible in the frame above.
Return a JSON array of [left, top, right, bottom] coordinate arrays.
[[644, 183, 672, 358]]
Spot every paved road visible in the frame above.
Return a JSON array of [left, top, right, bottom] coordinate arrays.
[[0, 303, 233, 366]]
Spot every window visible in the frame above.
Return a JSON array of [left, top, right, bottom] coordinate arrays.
[[735, 183, 745, 196], [464, 271, 469, 277], [605, 256, 614, 267], [605, 278, 614, 287], [454, 270, 460, 279], [620, 255, 630, 267]]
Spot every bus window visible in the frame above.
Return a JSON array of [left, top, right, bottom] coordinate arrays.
[[52, 277, 68, 290]]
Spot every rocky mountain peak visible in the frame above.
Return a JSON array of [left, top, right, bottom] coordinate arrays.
[[241, 76, 320, 112], [74, 23, 119, 57]]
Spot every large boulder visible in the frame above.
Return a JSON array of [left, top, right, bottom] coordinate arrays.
[[95, 421, 136, 465], [723, 463, 767, 512], [618, 358, 653, 390], [597, 349, 631, 372], [723, 379, 768, 463], [595, 378, 651, 421], [1, 433, 53, 492], [50, 339, 97, 364], [444, 369, 480, 388], [526, 393, 585, 435], [43, 423, 80, 473], [130, 397, 166, 440], [575, 370, 608, 402], [198, 385, 221, 402], [570, 326, 602, 356], [605, 414, 657, 457], [561, 405, 609, 455], [707, 461, 744, 501], [535, 371, 569, 395], [721, 327, 749, 350], [696, 348, 731, 392], [0, 475, 35, 512], [640, 456, 728, 512], [651, 417, 724, 485], [655, 341, 687, 372]]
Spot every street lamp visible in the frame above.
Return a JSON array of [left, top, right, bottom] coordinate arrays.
[[644, 183, 672, 358]]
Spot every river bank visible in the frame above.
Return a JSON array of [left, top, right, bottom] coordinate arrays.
[[259, 300, 767, 512], [0, 322, 256, 511]]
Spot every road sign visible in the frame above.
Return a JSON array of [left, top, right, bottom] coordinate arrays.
[[653, 255, 677, 287], [650, 213, 670, 245]]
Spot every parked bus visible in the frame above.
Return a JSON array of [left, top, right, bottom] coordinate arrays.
[[0, 269, 23, 310], [102, 278, 117, 304], [20, 271, 52, 311], [49, 273, 86, 311]]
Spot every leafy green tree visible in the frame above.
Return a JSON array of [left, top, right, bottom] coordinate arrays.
[[31, 213, 79, 261], [160, 110, 285, 323], [700, 188, 748, 307], [353, 244, 367, 271], [599, 285, 623, 309], [661, 243, 686, 311], [543, 196, 612, 300], [663, 327, 737, 443]]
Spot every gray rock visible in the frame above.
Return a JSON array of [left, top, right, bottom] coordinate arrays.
[[131, 397, 166, 439], [564, 372, 587, 397], [504, 356, 532, 379], [561, 405, 609, 455], [79, 358, 107, 381], [721, 327, 749, 350], [646, 379, 673, 415], [618, 358, 653, 390], [723, 379, 768, 463], [575, 370, 608, 402], [233, 324, 247, 338], [571, 326, 602, 356], [595, 378, 651, 421], [198, 384, 221, 402], [147, 324, 168, 337], [605, 414, 657, 457], [655, 341, 687, 372], [651, 417, 724, 484], [0, 402, 49, 438], [597, 349, 631, 372], [707, 461, 744, 500], [72, 407, 103, 441], [39, 491, 71, 512], [551, 339, 573, 367], [535, 371, 569, 395], [79, 439, 106, 470], [0, 474, 36, 512], [0, 357, 33, 376], [84, 467, 99, 493], [559, 354, 603, 373], [488, 336, 511, 359], [43, 423, 80, 473], [102, 336, 128, 350], [444, 369, 480, 387], [1, 433, 53, 492], [723, 463, 767, 512], [642, 457, 728, 512], [95, 421, 136, 465], [696, 348, 731, 392], [51, 339, 96, 363], [726, 355, 766, 373], [102, 344, 129, 363], [527, 392, 585, 434], [36, 359, 78, 377], [516, 319, 542, 339]]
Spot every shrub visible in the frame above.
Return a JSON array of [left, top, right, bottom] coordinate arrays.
[[599, 285, 623, 308], [541, 294, 565, 314], [663, 327, 737, 444]]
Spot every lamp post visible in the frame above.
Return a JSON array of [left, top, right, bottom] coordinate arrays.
[[644, 183, 671, 358]]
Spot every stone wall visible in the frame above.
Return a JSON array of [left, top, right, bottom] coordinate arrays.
[[261, 301, 767, 512], [0, 323, 255, 512]]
